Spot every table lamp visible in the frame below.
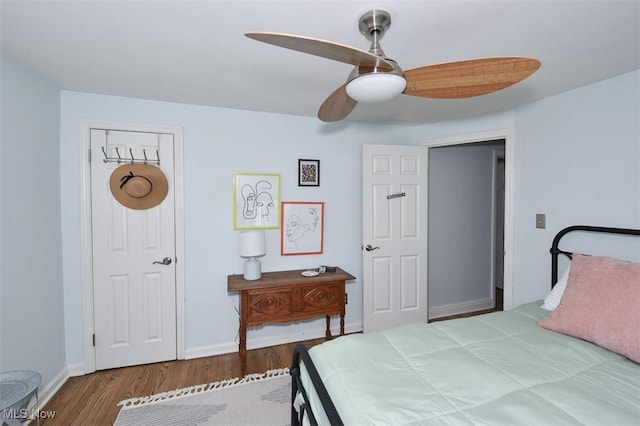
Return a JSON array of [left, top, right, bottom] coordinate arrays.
[[239, 230, 266, 280]]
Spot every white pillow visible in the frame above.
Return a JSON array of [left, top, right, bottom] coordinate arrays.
[[541, 263, 571, 311]]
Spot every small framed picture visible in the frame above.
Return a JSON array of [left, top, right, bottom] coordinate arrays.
[[298, 159, 320, 187], [233, 172, 281, 230], [281, 201, 324, 255]]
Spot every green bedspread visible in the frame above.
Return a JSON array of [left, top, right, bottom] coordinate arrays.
[[303, 302, 640, 425]]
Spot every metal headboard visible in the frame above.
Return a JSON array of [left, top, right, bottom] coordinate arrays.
[[549, 225, 640, 287]]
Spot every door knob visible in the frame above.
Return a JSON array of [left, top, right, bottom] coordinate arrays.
[[365, 245, 380, 251], [153, 257, 172, 265]]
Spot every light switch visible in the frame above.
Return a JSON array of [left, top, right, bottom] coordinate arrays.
[[536, 213, 546, 229]]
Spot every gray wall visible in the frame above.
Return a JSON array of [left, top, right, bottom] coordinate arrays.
[[1, 44, 638, 394], [59, 91, 411, 368], [428, 141, 504, 310], [0, 53, 66, 390], [413, 70, 640, 306]]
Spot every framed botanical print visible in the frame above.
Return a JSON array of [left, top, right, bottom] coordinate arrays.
[[233, 172, 280, 230]]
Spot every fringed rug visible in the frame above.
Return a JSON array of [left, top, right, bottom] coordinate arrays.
[[114, 368, 291, 426]]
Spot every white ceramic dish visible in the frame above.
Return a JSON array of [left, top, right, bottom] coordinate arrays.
[[301, 270, 319, 277]]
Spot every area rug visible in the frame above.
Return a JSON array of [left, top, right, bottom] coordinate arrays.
[[114, 368, 291, 426]]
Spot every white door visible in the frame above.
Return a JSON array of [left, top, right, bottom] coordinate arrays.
[[362, 144, 428, 332], [90, 129, 177, 370]]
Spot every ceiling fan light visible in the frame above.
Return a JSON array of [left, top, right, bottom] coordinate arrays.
[[346, 73, 407, 103]]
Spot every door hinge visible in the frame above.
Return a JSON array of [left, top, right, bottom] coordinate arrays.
[[88, 148, 91, 162], [92, 334, 96, 347], [345, 293, 348, 305]]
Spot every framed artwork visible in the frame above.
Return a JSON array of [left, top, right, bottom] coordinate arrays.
[[233, 172, 281, 230], [281, 201, 324, 255], [298, 159, 320, 186]]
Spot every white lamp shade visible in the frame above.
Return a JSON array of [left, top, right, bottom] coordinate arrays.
[[239, 230, 266, 258], [346, 73, 407, 103]]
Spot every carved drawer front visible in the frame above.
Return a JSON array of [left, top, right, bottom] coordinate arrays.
[[246, 289, 292, 320], [301, 284, 342, 314]]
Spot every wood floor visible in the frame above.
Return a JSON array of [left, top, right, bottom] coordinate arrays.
[[40, 338, 324, 425], [39, 292, 503, 425], [429, 287, 503, 322]]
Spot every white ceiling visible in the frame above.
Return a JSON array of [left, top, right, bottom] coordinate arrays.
[[1, 0, 638, 126]]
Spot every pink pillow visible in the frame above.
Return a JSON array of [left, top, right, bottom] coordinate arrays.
[[539, 253, 640, 363]]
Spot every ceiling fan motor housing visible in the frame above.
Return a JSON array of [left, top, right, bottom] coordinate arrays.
[[347, 59, 404, 83], [346, 9, 407, 103]]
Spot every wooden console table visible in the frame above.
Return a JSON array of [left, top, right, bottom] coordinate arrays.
[[227, 267, 355, 375]]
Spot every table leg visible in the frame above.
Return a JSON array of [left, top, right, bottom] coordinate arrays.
[[239, 326, 247, 376], [239, 296, 247, 376], [325, 315, 332, 338]]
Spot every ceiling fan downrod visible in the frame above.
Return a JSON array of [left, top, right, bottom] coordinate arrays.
[[359, 9, 392, 58], [348, 9, 404, 81]]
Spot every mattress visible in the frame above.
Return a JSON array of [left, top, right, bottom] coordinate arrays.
[[300, 302, 640, 425]]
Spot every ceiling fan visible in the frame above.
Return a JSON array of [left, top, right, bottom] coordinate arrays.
[[246, 9, 541, 122]]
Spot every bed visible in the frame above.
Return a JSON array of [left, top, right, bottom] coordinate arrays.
[[290, 225, 640, 425]]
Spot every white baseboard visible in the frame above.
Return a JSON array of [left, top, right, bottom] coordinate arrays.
[[66, 363, 86, 377], [50, 324, 365, 390], [185, 322, 363, 360], [428, 297, 495, 320], [31, 367, 69, 414]]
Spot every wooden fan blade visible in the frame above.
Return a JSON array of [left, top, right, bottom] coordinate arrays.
[[403, 57, 541, 99], [317, 84, 357, 122], [246, 31, 394, 70]]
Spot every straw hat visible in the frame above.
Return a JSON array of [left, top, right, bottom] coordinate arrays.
[[110, 164, 168, 210]]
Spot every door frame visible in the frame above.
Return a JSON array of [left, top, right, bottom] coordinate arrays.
[[491, 149, 505, 295], [80, 119, 185, 374], [421, 128, 514, 311]]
